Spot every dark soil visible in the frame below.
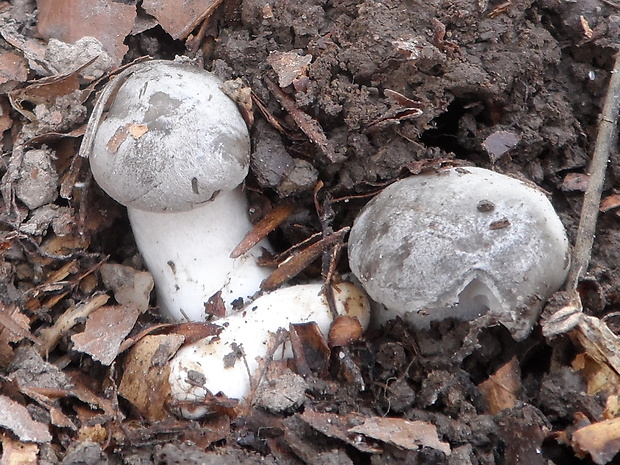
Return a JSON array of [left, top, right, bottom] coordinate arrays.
[[1, 0, 619, 463]]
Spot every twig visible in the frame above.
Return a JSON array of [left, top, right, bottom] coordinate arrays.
[[566, 51, 620, 291]]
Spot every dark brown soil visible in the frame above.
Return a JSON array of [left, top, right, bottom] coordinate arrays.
[[1, 0, 619, 463]]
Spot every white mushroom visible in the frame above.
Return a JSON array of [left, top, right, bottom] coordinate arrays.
[[168, 282, 371, 415], [348, 167, 571, 340], [80, 60, 271, 322]]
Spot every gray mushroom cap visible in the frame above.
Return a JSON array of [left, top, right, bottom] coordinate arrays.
[[348, 167, 571, 340], [82, 60, 250, 212]]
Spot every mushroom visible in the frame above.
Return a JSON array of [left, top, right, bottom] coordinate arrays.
[[348, 167, 570, 340], [80, 60, 271, 322], [168, 282, 370, 416]]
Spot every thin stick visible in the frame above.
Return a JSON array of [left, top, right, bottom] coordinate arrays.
[[566, 51, 620, 290]]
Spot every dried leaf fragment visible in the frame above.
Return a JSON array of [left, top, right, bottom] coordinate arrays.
[[37, 0, 136, 65], [477, 356, 521, 414], [37, 293, 109, 355], [0, 433, 39, 465], [265, 77, 338, 162], [267, 51, 313, 88], [600, 194, 620, 212], [128, 123, 148, 139], [142, 0, 222, 39], [572, 417, 620, 464], [569, 315, 620, 382], [0, 96, 13, 134], [0, 395, 51, 443], [350, 417, 451, 455], [482, 130, 520, 161], [562, 173, 589, 192], [261, 227, 349, 291], [230, 204, 293, 258], [71, 304, 141, 365], [299, 411, 381, 453], [572, 350, 620, 397], [289, 322, 330, 378], [328, 315, 364, 348], [0, 52, 28, 88], [119, 334, 185, 421], [0, 302, 36, 367], [100, 263, 154, 313]]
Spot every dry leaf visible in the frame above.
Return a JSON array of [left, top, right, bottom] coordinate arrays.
[[0, 395, 52, 443], [0, 96, 13, 134], [298, 410, 381, 453], [129, 123, 148, 139], [580, 15, 593, 39], [568, 315, 620, 394], [478, 356, 521, 414], [0, 433, 39, 465], [265, 77, 338, 162], [100, 263, 154, 313], [572, 351, 620, 397], [119, 334, 185, 421], [8, 65, 85, 122], [261, 227, 348, 291], [572, 417, 620, 464], [37, 293, 109, 355], [267, 51, 313, 87], [289, 322, 330, 378], [71, 304, 141, 365], [482, 130, 520, 161], [0, 52, 28, 88], [230, 204, 293, 259], [18, 386, 76, 430], [350, 417, 451, 455], [604, 395, 620, 420], [561, 173, 589, 192], [0, 302, 34, 367], [142, 0, 222, 39], [37, 0, 136, 65], [600, 194, 620, 212], [328, 315, 364, 348]]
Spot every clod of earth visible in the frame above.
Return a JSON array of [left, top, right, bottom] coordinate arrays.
[[348, 167, 571, 341], [80, 59, 271, 321], [168, 282, 370, 416]]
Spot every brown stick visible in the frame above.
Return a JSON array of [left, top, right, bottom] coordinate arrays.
[[566, 51, 620, 290]]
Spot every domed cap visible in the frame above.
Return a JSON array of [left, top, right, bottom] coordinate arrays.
[[81, 60, 250, 212], [348, 167, 571, 340]]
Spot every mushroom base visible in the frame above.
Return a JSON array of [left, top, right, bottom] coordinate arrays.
[[167, 282, 371, 416]]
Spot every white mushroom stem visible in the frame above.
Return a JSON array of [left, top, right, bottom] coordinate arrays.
[[168, 282, 370, 414], [128, 187, 272, 322]]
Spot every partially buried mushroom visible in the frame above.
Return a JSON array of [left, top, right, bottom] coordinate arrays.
[[80, 60, 271, 322], [168, 282, 370, 416], [348, 167, 571, 340]]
